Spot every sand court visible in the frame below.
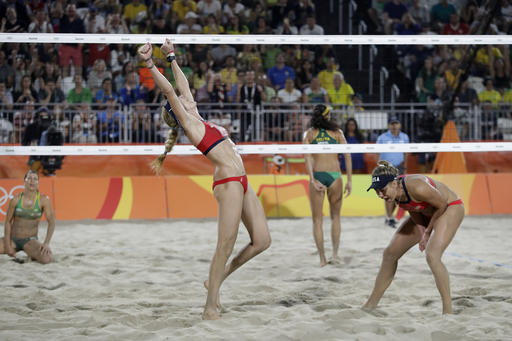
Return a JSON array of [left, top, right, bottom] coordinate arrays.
[[1, 216, 511, 341]]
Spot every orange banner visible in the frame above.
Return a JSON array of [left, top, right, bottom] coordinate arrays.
[[53, 176, 168, 220], [487, 173, 512, 214], [166, 176, 217, 218], [0, 173, 507, 221]]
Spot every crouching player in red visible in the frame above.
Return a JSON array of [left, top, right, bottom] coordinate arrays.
[[363, 160, 464, 314]]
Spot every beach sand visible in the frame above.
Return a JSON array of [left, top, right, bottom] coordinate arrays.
[[1, 216, 511, 341]]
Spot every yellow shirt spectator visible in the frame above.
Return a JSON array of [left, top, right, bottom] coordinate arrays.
[[445, 69, 463, 90], [503, 89, 512, 104], [475, 47, 503, 66], [220, 68, 237, 85], [328, 82, 354, 106], [318, 70, 341, 91], [123, 1, 147, 23], [203, 24, 224, 34], [193, 73, 206, 90], [226, 24, 249, 35], [172, 0, 198, 20], [478, 89, 502, 107], [452, 47, 463, 61]]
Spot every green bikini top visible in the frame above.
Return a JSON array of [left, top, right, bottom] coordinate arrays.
[[311, 128, 338, 145], [14, 192, 43, 220]]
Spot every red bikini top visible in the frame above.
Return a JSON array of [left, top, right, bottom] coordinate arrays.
[[196, 121, 228, 155], [396, 175, 435, 212]]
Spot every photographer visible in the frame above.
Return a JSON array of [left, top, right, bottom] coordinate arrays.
[[22, 106, 50, 146], [39, 123, 64, 176], [23, 107, 64, 176]]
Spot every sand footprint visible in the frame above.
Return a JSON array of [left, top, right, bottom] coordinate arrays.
[[312, 303, 351, 312], [39, 282, 66, 291], [431, 330, 472, 341], [361, 307, 388, 317], [393, 325, 415, 334], [482, 295, 511, 302], [452, 297, 475, 308], [456, 287, 488, 296], [323, 276, 342, 283], [422, 299, 435, 307]]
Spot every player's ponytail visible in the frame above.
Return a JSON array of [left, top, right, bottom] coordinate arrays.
[[372, 160, 399, 178]]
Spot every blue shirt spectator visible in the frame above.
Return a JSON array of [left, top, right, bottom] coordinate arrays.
[[376, 117, 410, 170], [118, 71, 147, 107], [267, 53, 295, 89], [94, 78, 118, 104], [97, 97, 124, 142], [95, 89, 119, 103]]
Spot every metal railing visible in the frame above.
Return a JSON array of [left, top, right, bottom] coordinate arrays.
[[1, 102, 511, 146], [369, 45, 378, 95], [380, 67, 389, 108], [338, 0, 343, 34], [358, 20, 367, 71], [348, 0, 357, 36], [391, 84, 400, 107]]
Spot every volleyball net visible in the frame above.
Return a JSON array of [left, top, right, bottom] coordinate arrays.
[[1, 34, 512, 158], [1, 142, 512, 156]]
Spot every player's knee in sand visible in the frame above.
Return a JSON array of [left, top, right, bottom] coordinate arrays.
[[24, 240, 53, 264]]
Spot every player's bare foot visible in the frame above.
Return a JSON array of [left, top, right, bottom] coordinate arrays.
[[442, 307, 453, 315], [328, 256, 340, 265], [202, 307, 220, 320], [361, 304, 375, 312], [362, 305, 388, 317], [204, 280, 222, 310]]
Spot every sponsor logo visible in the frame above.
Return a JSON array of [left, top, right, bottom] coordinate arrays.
[[0, 185, 24, 215]]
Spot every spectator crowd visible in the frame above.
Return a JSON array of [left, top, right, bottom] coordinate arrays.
[[0, 0, 511, 148]]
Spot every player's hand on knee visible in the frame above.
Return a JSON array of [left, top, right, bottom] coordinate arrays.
[[40, 243, 52, 256], [419, 230, 431, 252]]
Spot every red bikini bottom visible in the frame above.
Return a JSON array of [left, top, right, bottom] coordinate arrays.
[[448, 199, 463, 206], [212, 175, 248, 193]]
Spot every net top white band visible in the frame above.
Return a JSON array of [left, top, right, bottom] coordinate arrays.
[[1, 33, 511, 45], [1, 143, 512, 156]]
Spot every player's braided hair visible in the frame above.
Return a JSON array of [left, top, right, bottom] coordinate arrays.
[[151, 106, 180, 174]]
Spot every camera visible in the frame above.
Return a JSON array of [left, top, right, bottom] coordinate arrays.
[[40, 125, 64, 176], [25, 107, 65, 176]]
